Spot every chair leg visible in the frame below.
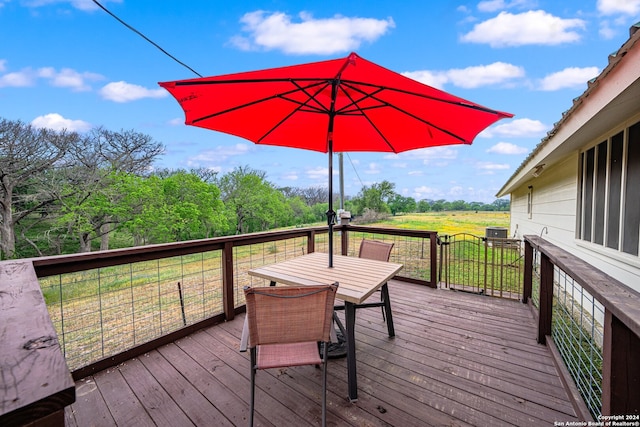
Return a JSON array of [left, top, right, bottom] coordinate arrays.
[[322, 340, 328, 427], [249, 348, 256, 427]]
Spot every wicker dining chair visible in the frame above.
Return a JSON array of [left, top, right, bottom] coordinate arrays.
[[333, 240, 396, 338], [241, 283, 338, 427]]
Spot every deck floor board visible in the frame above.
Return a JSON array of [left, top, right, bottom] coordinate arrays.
[[66, 281, 581, 426]]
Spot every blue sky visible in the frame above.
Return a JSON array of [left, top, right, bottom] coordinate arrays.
[[1, 0, 639, 203]]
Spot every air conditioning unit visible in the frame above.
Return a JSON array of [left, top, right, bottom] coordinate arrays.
[[485, 227, 508, 238]]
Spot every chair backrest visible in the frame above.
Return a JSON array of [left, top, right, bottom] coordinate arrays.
[[358, 239, 394, 262], [244, 283, 338, 347]]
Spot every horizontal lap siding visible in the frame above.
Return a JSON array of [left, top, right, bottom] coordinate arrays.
[[511, 154, 578, 244]]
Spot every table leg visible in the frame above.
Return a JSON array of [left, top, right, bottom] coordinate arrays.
[[345, 301, 358, 402], [381, 283, 395, 337]]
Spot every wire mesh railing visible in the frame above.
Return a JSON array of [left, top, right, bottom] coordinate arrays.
[[341, 230, 435, 284], [439, 233, 524, 299], [34, 226, 437, 372], [552, 266, 604, 418], [40, 252, 225, 371], [524, 235, 640, 418]]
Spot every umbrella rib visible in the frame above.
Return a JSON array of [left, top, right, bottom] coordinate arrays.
[[280, 80, 332, 114], [334, 85, 398, 152], [338, 79, 508, 116], [338, 81, 479, 144], [255, 80, 333, 144], [189, 80, 329, 124]]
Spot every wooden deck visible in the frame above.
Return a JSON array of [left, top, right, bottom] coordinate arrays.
[[64, 281, 581, 426]]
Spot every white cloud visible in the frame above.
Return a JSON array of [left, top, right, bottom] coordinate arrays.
[[306, 166, 329, 182], [477, 0, 534, 12], [461, 10, 586, 47], [100, 81, 168, 102], [168, 117, 183, 126], [364, 162, 381, 175], [389, 146, 458, 165], [31, 113, 92, 132], [486, 142, 529, 154], [402, 70, 449, 90], [0, 59, 6, 72], [599, 20, 617, 39], [448, 186, 466, 197], [412, 185, 443, 200], [475, 161, 510, 175], [281, 171, 299, 181], [477, 162, 510, 170], [0, 69, 35, 87], [21, 0, 122, 12], [187, 143, 251, 165], [538, 66, 600, 91], [597, 0, 640, 16], [36, 67, 103, 91], [230, 11, 395, 55], [48, 68, 103, 91], [404, 62, 524, 89], [0, 64, 104, 90], [480, 118, 548, 138], [446, 62, 524, 88], [477, 0, 508, 12]]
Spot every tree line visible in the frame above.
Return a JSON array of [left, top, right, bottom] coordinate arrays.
[[0, 117, 508, 259]]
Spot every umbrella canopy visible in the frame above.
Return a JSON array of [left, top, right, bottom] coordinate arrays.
[[159, 52, 513, 266]]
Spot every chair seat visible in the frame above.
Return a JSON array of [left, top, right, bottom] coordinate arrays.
[[256, 341, 322, 369]]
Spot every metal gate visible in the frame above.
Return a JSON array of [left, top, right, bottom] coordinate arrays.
[[439, 234, 524, 300]]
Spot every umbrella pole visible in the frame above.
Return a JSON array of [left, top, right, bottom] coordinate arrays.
[[327, 145, 334, 268], [326, 80, 339, 268]]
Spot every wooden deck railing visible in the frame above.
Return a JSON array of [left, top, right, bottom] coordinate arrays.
[[1, 225, 437, 389], [11, 227, 640, 423], [523, 235, 640, 419], [0, 261, 75, 426]]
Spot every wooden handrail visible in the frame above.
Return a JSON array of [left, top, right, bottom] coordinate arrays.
[[0, 261, 75, 426]]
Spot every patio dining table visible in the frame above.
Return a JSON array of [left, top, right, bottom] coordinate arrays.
[[246, 251, 403, 402]]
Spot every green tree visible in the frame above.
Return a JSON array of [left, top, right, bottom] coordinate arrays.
[[351, 180, 395, 215], [52, 127, 164, 252], [449, 200, 468, 211], [388, 194, 417, 215], [492, 198, 510, 211], [431, 199, 446, 212], [161, 171, 227, 241], [417, 199, 431, 212], [218, 166, 291, 234]]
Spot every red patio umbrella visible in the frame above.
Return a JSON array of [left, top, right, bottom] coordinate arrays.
[[159, 52, 513, 266]]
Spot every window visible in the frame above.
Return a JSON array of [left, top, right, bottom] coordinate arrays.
[[577, 120, 640, 256], [527, 186, 533, 219]]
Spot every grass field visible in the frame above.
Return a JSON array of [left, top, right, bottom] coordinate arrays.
[[370, 211, 510, 236]]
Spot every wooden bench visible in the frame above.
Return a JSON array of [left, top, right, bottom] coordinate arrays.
[[0, 261, 75, 426]]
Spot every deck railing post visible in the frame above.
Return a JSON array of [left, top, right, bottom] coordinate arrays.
[[307, 230, 316, 254], [537, 251, 553, 344], [222, 241, 235, 321], [601, 309, 640, 415], [341, 224, 349, 256], [430, 232, 438, 288], [523, 239, 533, 304]]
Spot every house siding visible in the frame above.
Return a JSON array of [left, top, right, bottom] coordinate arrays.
[[511, 150, 640, 293], [511, 155, 578, 243]]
